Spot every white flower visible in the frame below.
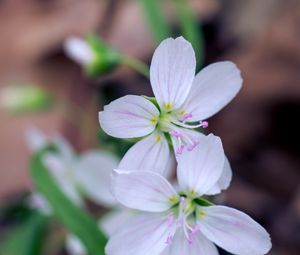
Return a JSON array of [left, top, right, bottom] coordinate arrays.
[[26, 127, 133, 255], [99, 36, 242, 179], [64, 37, 95, 66], [107, 134, 272, 255], [25, 127, 119, 206]]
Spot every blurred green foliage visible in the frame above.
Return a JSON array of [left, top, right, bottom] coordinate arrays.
[[0, 85, 52, 115], [0, 211, 48, 255], [172, 0, 205, 69], [139, 0, 172, 42], [30, 147, 107, 255]]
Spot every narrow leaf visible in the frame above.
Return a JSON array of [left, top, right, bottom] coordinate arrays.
[[0, 212, 48, 255], [30, 149, 107, 255], [139, 0, 171, 42], [172, 0, 205, 69]]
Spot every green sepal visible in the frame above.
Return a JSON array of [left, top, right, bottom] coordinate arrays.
[[194, 197, 214, 206], [85, 35, 121, 77], [142, 96, 160, 110]]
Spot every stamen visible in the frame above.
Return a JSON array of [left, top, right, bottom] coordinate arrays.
[[187, 140, 199, 151], [180, 112, 193, 122], [170, 130, 184, 155], [165, 234, 173, 245], [172, 119, 209, 129], [200, 120, 209, 128], [169, 130, 182, 138], [167, 214, 175, 226], [180, 197, 186, 208], [188, 224, 200, 244], [176, 144, 184, 155]]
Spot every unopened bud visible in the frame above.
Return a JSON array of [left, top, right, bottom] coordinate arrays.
[[0, 85, 52, 114], [64, 35, 121, 77]]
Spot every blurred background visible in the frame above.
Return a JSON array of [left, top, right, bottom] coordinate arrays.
[[0, 0, 300, 254]]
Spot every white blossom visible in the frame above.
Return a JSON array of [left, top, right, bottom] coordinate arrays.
[[107, 134, 272, 255], [99, 36, 242, 192]]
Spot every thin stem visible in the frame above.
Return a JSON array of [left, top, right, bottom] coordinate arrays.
[[172, 0, 205, 70], [121, 55, 150, 78], [139, 0, 171, 43]]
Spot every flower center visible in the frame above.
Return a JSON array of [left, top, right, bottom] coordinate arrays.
[[165, 196, 207, 245], [156, 111, 208, 155]]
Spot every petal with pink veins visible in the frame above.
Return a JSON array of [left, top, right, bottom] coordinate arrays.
[[118, 132, 171, 177], [150, 37, 196, 111], [161, 230, 219, 255], [176, 134, 224, 196], [181, 61, 242, 122], [206, 156, 232, 195], [112, 170, 178, 212], [99, 95, 159, 138], [105, 213, 176, 255], [197, 205, 272, 255]]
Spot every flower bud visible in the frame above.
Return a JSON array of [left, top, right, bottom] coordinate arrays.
[[0, 85, 52, 114], [64, 36, 120, 77]]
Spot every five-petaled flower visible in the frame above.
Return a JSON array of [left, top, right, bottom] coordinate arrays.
[[99, 36, 243, 179], [106, 134, 271, 255]]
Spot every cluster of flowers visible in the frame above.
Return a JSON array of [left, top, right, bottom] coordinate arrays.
[[29, 36, 272, 255], [97, 37, 272, 255]]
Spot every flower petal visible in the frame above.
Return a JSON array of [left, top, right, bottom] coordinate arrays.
[[150, 37, 196, 110], [112, 170, 177, 212], [161, 230, 219, 255], [52, 135, 75, 161], [181, 61, 242, 121], [106, 213, 175, 255], [66, 234, 87, 255], [177, 134, 224, 196], [118, 132, 171, 177], [25, 126, 48, 152], [99, 95, 159, 138], [28, 193, 52, 215], [43, 154, 82, 205], [74, 150, 119, 207], [100, 208, 135, 237], [64, 36, 94, 66], [206, 156, 232, 195], [197, 205, 272, 255]]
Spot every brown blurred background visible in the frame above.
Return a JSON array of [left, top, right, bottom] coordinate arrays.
[[0, 0, 300, 254]]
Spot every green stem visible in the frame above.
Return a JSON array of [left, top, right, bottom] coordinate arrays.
[[121, 55, 150, 78], [139, 0, 171, 43]]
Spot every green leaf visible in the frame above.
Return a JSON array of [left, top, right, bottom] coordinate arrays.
[[139, 0, 171, 42], [0, 211, 48, 255], [30, 149, 107, 255], [172, 0, 205, 69], [194, 197, 214, 206]]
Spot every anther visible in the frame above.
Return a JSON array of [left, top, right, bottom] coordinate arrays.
[[176, 144, 184, 155], [188, 224, 200, 244], [180, 112, 193, 122], [167, 214, 175, 226], [165, 234, 173, 245], [200, 120, 209, 128], [170, 130, 182, 138]]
